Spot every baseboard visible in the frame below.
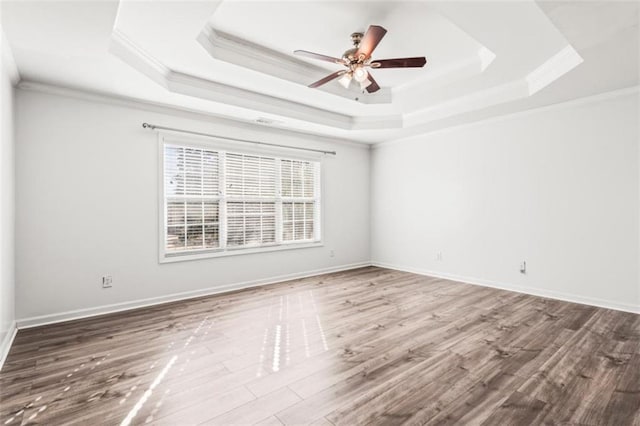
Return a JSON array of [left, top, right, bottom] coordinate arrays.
[[16, 259, 637, 331], [0, 322, 18, 371], [16, 261, 372, 329], [372, 261, 640, 314]]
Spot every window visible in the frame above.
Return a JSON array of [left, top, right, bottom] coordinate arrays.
[[281, 159, 317, 242], [160, 139, 321, 261]]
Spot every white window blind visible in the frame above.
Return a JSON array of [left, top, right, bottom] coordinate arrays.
[[225, 152, 277, 248], [281, 159, 317, 242], [161, 141, 321, 261], [164, 146, 220, 252]]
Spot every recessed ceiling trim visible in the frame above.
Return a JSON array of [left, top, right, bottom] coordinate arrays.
[[526, 44, 583, 95], [479, 46, 497, 71], [166, 71, 353, 129], [351, 115, 403, 131], [403, 80, 529, 126]]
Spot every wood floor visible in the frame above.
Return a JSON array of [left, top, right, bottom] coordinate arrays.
[[1, 267, 639, 425]]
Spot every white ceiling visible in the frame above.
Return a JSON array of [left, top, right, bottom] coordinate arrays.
[[1, 0, 638, 144]]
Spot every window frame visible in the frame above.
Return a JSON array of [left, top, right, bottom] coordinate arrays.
[[158, 132, 323, 263]]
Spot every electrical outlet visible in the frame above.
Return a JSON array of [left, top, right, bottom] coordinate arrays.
[[102, 275, 113, 288], [520, 261, 527, 274], [436, 252, 443, 261], [329, 250, 335, 258]]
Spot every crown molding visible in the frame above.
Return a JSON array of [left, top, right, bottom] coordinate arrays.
[[16, 80, 372, 149], [197, 25, 392, 104], [1, 27, 20, 85], [109, 30, 169, 89]]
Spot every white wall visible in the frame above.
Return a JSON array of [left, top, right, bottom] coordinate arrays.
[[372, 92, 640, 312], [0, 28, 17, 353], [15, 88, 371, 322], [11, 83, 640, 325]]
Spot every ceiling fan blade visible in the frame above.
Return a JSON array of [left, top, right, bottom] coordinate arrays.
[[356, 25, 387, 60], [294, 50, 344, 64], [365, 72, 380, 93], [370, 57, 427, 68], [309, 70, 346, 88]]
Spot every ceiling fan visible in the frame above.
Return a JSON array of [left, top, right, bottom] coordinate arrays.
[[294, 25, 427, 93]]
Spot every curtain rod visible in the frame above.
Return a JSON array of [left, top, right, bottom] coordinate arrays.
[[142, 123, 337, 156]]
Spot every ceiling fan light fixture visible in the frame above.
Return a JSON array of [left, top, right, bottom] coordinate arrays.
[[338, 72, 352, 89], [353, 66, 368, 82]]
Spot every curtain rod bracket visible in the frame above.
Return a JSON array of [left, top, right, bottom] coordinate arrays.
[[141, 122, 336, 156]]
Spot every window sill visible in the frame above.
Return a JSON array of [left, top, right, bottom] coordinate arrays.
[[159, 241, 323, 264]]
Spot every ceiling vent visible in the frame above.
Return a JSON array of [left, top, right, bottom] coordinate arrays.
[[255, 117, 283, 126]]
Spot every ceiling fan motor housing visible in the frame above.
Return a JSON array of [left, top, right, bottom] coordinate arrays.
[[350, 32, 363, 46], [343, 32, 365, 63]]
